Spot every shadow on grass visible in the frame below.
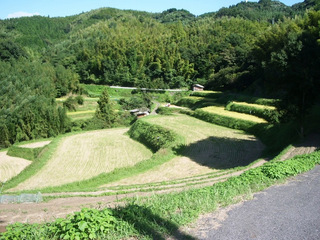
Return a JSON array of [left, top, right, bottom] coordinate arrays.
[[174, 135, 265, 170], [115, 204, 195, 240]]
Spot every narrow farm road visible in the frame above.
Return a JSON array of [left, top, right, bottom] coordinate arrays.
[[182, 164, 320, 240]]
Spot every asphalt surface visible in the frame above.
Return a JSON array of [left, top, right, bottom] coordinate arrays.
[[192, 164, 320, 240]]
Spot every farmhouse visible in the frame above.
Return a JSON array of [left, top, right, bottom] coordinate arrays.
[[193, 84, 204, 91], [137, 111, 150, 118], [129, 108, 150, 118]]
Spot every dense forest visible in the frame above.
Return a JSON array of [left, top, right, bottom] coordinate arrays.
[[1, 0, 320, 147]]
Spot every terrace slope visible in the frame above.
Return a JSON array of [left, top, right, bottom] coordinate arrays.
[[8, 128, 152, 191]]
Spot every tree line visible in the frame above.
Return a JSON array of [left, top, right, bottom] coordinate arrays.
[[0, 0, 319, 147]]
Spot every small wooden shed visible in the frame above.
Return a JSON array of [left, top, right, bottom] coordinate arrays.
[[136, 111, 150, 118], [193, 84, 204, 91]]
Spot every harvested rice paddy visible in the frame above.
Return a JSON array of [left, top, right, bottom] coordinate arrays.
[[102, 115, 264, 187], [11, 128, 152, 191], [0, 152, 31, 182], [201, 106, 267, 123], [230, 101, 276, 110]]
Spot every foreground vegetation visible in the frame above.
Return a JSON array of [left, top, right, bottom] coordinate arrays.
[[2, 150, 319, 239]]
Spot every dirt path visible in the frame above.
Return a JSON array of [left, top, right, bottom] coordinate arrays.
[[0, 159, 266, 227], [280, 133, 320, 161], [1, 134, 319, 231]]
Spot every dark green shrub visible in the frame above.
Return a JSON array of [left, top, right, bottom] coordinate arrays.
[[75, 95, 84, 105], [63, 97, 77, 111], [128, 120, 178, 152]]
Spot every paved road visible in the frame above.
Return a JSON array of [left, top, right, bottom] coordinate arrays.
[[189, 165, 320, 240]]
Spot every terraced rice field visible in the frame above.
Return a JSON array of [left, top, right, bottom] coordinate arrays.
[[230, 101, 276, 110], [102, 114, 265, 187], [67, 110, 95, 120], [201, 106, 267, 123], [0, 152, 31, 182], [10, 128, 152, 191]]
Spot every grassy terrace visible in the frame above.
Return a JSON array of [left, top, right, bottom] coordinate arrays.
[[7, 128, 152, 191], [201, 106, 268, 123], [229, 101, 276, 110]]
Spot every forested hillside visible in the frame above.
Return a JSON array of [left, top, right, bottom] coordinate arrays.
[[1, 0, 320, 147]]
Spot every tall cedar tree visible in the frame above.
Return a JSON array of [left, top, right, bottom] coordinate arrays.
[[95, 88, 117, 126]]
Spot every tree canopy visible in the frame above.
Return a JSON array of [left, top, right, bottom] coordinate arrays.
[[1, 0, 319, 146]]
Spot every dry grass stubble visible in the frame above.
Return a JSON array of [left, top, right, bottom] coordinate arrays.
[[10, 128, 152, 191], [103, 115, 264, 187], [0, 152, 31, 182]]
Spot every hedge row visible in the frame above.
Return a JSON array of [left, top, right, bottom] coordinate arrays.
[[176, 97, 219, 109], [155, 107, 180, 115], [185, 109, 266, 132], [182, 109, 300, 153], [225, 101, 281, 123], [128, 120, 179, 152], [216, 93, 278, 106], [190, 91, 223, 98], [7, 146, 45, 161]]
